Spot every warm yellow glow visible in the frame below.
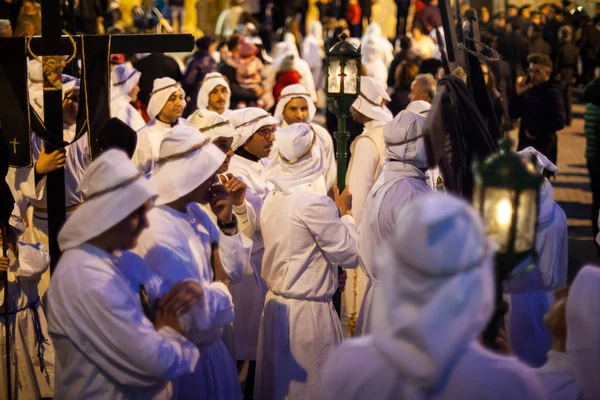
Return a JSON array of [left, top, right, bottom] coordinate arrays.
[[495, 199, 513, 226], [328, 59, 341, 94]]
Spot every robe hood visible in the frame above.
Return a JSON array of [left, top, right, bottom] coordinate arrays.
[[273, 84, 317, 124], [383, 100, 430, 168]]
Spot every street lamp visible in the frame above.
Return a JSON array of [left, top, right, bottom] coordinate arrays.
[[325, 32, 361, 191], [473, 137, 543, 347]]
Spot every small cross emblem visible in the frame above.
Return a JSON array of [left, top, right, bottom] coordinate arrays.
[[9, 138, 19, 154]]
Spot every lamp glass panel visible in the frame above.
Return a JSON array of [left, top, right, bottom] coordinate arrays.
[[328, 58, 341, 94], [515, 189, 538, 253], [343, 59, 358, 94], [482, 187, 516, 253]]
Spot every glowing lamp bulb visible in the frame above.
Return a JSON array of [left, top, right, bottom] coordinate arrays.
[[495, 199, 513, 226]]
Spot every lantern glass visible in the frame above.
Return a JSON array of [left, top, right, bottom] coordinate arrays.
[[515, 189, 538, 252], [343, 59, 358, 94], [328, 58, 342, 94], [482, 187, 516, 253]]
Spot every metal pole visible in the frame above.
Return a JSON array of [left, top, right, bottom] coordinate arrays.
[[1, 224, 10, 400], [333, 115, 349, 317]]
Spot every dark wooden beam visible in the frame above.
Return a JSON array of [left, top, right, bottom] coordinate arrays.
[[438, 0, 458, 64]]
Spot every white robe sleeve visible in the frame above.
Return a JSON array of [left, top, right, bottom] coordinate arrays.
[[347, 137, 380, 226], [132, 131, 153, 176], [12, 242, 49, 280], [115, 104, 146, 132], [300, 195, 359, 270], [244, 187, 265, 233], [313, 124, 337, 192], [233, 200, 257, 239]]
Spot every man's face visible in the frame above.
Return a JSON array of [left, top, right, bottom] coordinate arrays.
[[481, 11, 490, 24], [23, 1, 37, 16], [283, 97, 309, 124], [243, 124, 276, 159], [508, 7, 517, 17], [528, 62, 551, 86], [411, 27, 422, 40], [531, 14, 541, 25], [481, 64, 490, 85], [213, 137, 234, 174], [111, 200, 152, 250], [409, 81, 431, 103], [350, 106, 371, 125], [128, 83, 141, 102], [189, 174, 219, 205], [23, 22, 34, 36], [158, 89, 185, 124], [62, 89, 80, 126], [208, 85, 228, 115], [522, 9, 531, 19]]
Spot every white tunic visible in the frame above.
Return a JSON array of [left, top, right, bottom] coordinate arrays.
[[47, 244, 200, 400], [355, 163, 432, 336], [133, 118, 187, 176], [111, 93, 146, 132], [320, 338, 550, 400], [256, 185, 359, 400], [134, 204, 243, 400], [536, 350, 582, 400], [0, 242, 54, 399]]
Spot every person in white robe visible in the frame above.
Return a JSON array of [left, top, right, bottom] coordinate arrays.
[[273, 84, 336, 193], [134, 126, 250, 400], [361, 37, 389, 88], [255, 123, 358, 400], [110, 62, 146, 132], [133, 77, 187, 176], [272, 33, 318, 102], [195, 72, 233, 118], [302, 21, 325, 90], [504, 147, 568, 367], [355, 100, 433, 337], [320, 192, 550, 400], [342, 76, 393, 337], [47, 149, 202, 399], [360, 22, 394, 68], [28, 58, 44, 117], [566, 265, 600, 400], [537, 288, 582, 400], [0, 205, 54, 399]]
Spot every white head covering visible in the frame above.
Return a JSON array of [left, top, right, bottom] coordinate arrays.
[[371, 192, 494, 390], [352, 76, 393, 122], [187, 109, 236, 140], [58, 149, 157, 251], [228, 107, 278, 151], [111, 62, 141, 101], [265, 123, 323, 194], [150, 125, 225, 205], [147, 77, 186, 121], [383, 100, 431, 169], [308, 21, 323, 44], [567, 265, 600, 400], [196, 72, 231, 112], [517, 147, 558, 224], [273, 84, 317, 124], [27, 58, 43, 88]]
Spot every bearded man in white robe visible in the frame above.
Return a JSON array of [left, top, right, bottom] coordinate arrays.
[[47, 149, 203, 399], [256, 123, 358, 400], [321, 193, 550, 400], [110, 62, 146, 132], [355, 100, 433, 336], [135, 126, 250, 399], [194, 72, 233, 118]]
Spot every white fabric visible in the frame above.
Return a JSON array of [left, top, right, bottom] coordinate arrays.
[[430, 28, 446, 60], [133, 118, 187, 176], [0, 242, 54, 399], [355, 162, 432, 336], [58, 149, 157, 251], [362, 38, 389, 88], [272, 34, 318, 102], [383, 100, 430, 169], [410, 34, 436, 59], [134, 205, 242, 400], [536, 350, 582, 400], [111, 95, 146, 132], [196, 72, 231, 112], [566, 266, 600, 400], [110, 62, 145, 131], [9, 203, 26, 234], [48, 245, 200, 399], [302, 21, 325, 89], [149, 125, 226, 205], [273, 84, 317, 123], [147, 77, 186, 120], [187, 109, 236, 139], [360, 22, 394, 67], [517, 147, 560, 174], [352, 76, 393, 123], [28, 59, 44, 117], [256, 181, 358, 399], [228, 107, 278, 151]]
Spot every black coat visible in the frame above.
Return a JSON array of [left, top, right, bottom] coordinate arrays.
[[498, 29, 530, 77], [529, 37, 552, 57], [134, 53, 183, 106], [217, 62, 259, 110]]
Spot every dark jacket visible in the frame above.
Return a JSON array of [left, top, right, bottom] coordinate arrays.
[[134, 53, 183, 107], [387, 84, 411, 117], [498, 29, 530, 77], [529, 36, 552, 57], [584, 78, 600, 159], [556, 41, 579, 83], [182, 52, 218, 116], [218, 62, 259, 110], [387, 50, 421, 87]]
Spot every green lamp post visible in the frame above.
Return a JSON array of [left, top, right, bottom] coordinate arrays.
[[325, 32, 361, 191], [473, 138, 544, 347]]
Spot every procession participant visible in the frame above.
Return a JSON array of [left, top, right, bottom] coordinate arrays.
[[133, 77, 187, 176], [272, 33, 318, 103], [134, 126, 246, 399], [196, 72, 233, 118], [343, 76, 393, 337], [0, 205, 54, 399], [302, 21, 325, 90], [273, 84, 336, 193], [320, 193, 549, 400], [256, 123, 358, 400], [355, 100, 433, 336], [47, 149, 201, 399], [110, 62, 146, 132]]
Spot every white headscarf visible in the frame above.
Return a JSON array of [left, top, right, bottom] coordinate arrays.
[[383, 100, 430, 169], [273, 33, 299, 62], [187, 109, 236, 140], [150, 125, 225, 205], [371, 192, 494, 390], [111, 62, 141, 101], [517, 147, 559, 224], [567, 265, 600, 400], [27, 58, 43, 89], [228, 107, 278, 151], [352, 76, 393, 122], [196, 72, 231, 112], [58, 149, 158, 251], [273, 84, 317, 124], [147, 77, 186, 121], [265, 123, 323, 194]]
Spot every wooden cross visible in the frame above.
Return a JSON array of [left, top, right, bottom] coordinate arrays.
[[9, 138, 18, 154]]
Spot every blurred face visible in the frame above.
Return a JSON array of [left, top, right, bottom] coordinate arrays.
[[531, 14, 541, 25], [23, 1, 37, 16], [411, 27, 422, 40], [189, 174, 219, 205], [110, 200, 152, 250], [522, 9, 531, 19], [243, 124, 276, 159], [158, 89, 185, 124], [409, 81, 431, 103], [283, 97, 309, 124], [508, 7, 517, 17], [528, 62, 551, 86], [208, 85, 228, 115], [213, 137, 234, 173], [128, 83, 140, 102], [23, 22, 34, 37], [481, 10, 490, 24], [493, 17, 506, 29], [481, 64, 490, 85], [544, 287, 569, 350], [62, 89, 80, 126]]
